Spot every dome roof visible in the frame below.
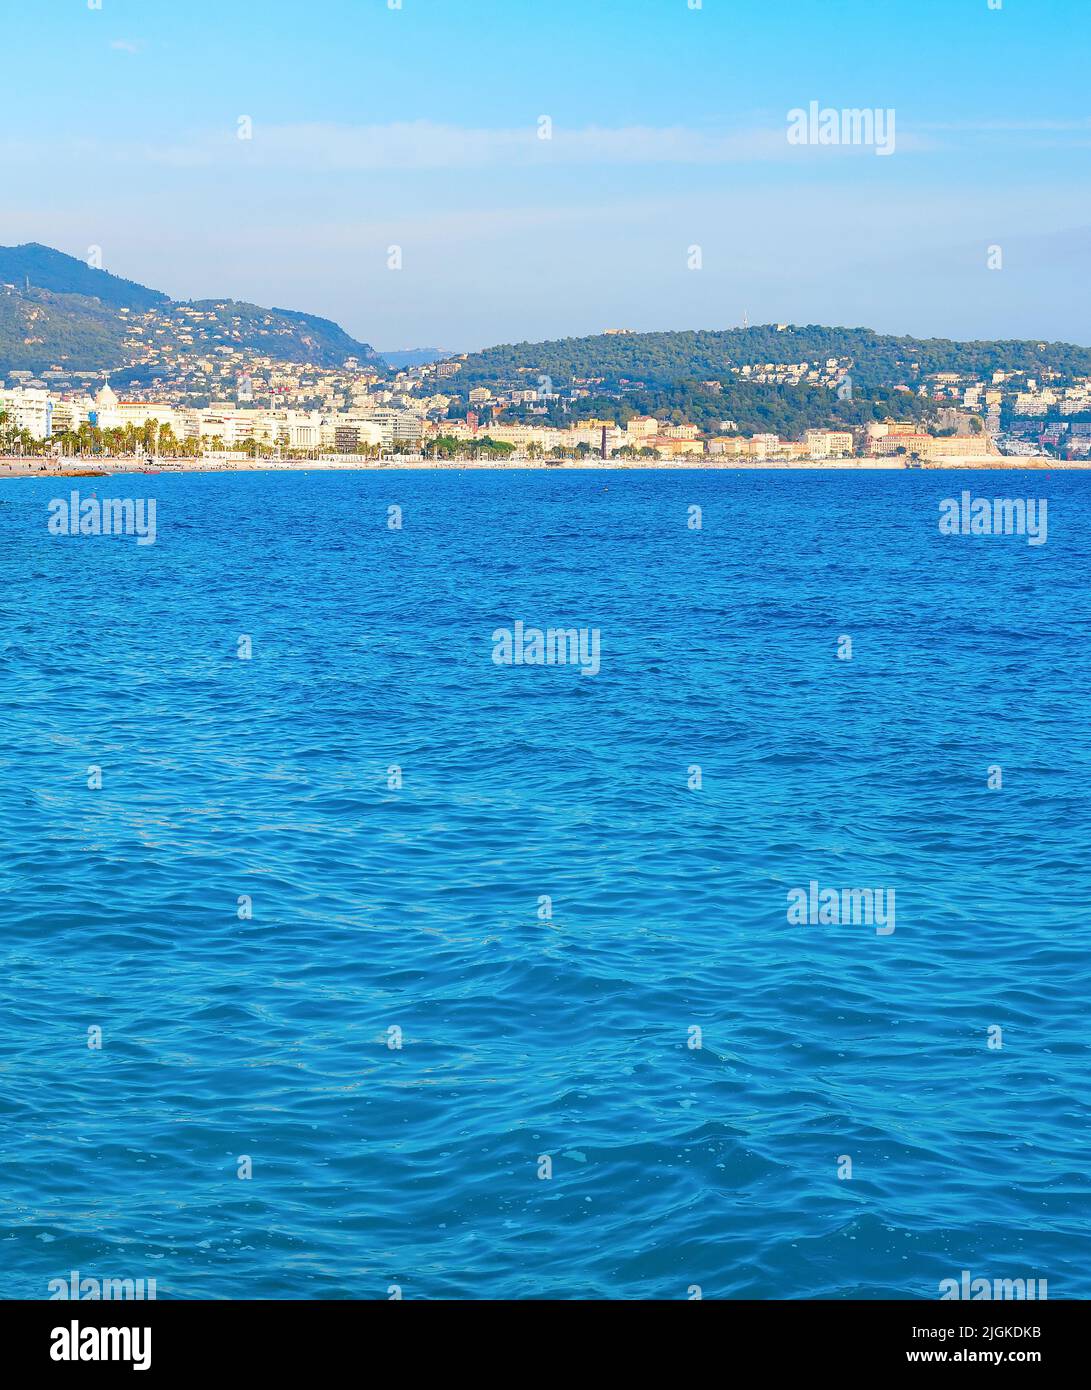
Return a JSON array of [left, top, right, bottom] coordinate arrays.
[[96, 380, 118, 407]]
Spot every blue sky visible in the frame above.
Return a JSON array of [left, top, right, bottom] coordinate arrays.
[[3, 0, 1089, 349]]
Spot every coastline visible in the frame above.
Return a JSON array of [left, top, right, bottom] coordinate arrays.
[[0, 454, 1082, 478]]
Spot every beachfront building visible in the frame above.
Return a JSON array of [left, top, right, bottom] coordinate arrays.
[[917, 434, 1000, 462], [804, 429, 855, 459], [333, 423, 383, 453], [625, 416, 659, 442], [645, 436, 706, 459], [478, 423, 558, 452], [873, 432, 932, 457], [95, 399, 187, 435], [707, 437, 748, 458], [48, 397, 92, 434], [358, 407, 424, 447], [0, 386, 52, 437], [748, 433, 783, 460]]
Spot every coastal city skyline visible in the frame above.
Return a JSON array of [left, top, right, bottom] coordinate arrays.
[[4, 239, 1091, 469], [2, 0, 1090, 349]]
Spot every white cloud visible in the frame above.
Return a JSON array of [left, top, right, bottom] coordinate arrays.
[[0, 119, 932, 173], [230, 121, 804, 169], [917, 117, 1091, 133]]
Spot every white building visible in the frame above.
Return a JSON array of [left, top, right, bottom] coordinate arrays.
[[357, 407, 424, 446], [0, 386, 52, 437], [803, 429, 854, 459]]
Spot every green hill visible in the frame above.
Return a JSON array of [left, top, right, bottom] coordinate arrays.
[[441, 324, 1091, 437], [451, 325, 1091, 392], [0, 286, 122, 372], [0, 243, 380, 374]]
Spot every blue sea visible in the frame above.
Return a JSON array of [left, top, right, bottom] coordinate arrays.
[[1, 467, 1088, 1300]]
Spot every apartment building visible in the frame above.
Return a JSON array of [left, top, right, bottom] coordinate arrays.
[[803, 429, 854, 459]]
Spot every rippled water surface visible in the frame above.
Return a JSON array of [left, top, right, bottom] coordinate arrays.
[[1, 467, 1088, 1299]]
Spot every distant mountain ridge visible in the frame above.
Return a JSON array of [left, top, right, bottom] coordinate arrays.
[[0, 243, 169, 311], [5, 243, 1091, 397], [380, 347, 455, 369], [0, 242, 380, 375]]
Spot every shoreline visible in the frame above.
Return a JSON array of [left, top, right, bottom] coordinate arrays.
[[0, 454, 1082, 478]]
